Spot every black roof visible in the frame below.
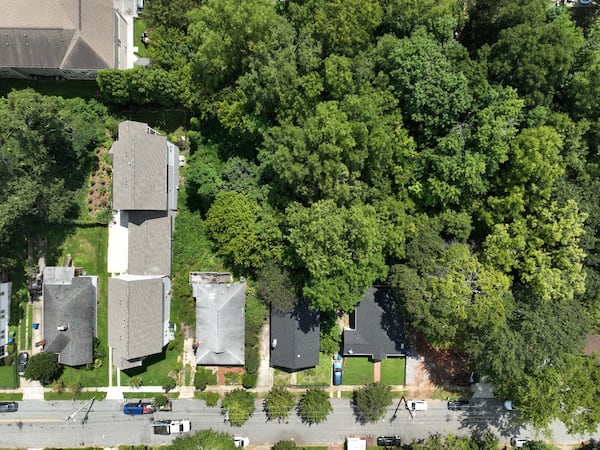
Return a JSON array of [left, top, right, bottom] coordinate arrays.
[[343, 286, 405, 360], [270, 301, 320, 370]]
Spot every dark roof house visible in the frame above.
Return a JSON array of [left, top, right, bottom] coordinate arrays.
[[190, 276, 246, 366], [0, 0, 131, 79], [343, 286, 405, 361], [108, 274, 171, 370], [43, 267, 97, 367], [270, 302, 320, 371]]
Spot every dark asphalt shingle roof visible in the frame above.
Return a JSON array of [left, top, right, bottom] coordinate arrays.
[[343, 286, 405, 360], [270, 302, 320, 370], [43, 268, 97, 367]]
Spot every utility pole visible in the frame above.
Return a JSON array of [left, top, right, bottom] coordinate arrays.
[[65, 397, 96, 424]]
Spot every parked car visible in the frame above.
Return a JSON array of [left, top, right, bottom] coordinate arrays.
[[510, 437, 532, 448], [405, 400, 428, 411], [0, 402, 18, 413], [17, 352, 29, 376], [123, 401, 156, 415], [234, 436, 250, 447], [152, 419, 191, 435], [376, 435, 402, 447], [447, 400, 471, 411], [333, 360, 342, 386]]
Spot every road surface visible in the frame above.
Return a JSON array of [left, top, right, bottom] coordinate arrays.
[[0, 398, 592, 448]]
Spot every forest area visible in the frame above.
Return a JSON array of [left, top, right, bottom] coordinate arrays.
[[3, 0, 600, 436]]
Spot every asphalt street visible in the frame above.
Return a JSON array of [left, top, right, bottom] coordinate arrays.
[[0, 398, 593, 448]]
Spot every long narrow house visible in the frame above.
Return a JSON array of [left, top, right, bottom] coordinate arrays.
[[107, 121, 178, 370]]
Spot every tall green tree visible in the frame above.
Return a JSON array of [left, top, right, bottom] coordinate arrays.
[[264, 387, 296, 422], [297, 388, 332, 425], [170, 429, 236, 450], [221, 389, 255, 427], [25, 352, 61, 384], [353, 383, 393, 423]]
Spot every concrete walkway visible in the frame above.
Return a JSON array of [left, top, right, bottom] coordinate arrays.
[[255, 323, 272, 391]]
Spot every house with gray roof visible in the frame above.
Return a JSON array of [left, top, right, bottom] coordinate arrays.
[[0, 0, 138, 80], [343, 286, 405, 361], [107, 121, 178, 370], [42, 267, 97, 367], [270, 301, 320, 371], [108, 275, 170, 369], [190, 274, 246, 366]]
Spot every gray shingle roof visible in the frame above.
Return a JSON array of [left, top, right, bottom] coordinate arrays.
[[108, 275, 170, 370], [270, 302, 320, 370], [111, 121, 179, 212], [0, 0, 114, 71], [192, 283, 246, 366], [42, 268, 97, 367], [343, 286, 405, 360], [127, 211, 172, 276]]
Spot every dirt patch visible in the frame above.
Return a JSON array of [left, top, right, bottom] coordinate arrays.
[[86, 146, 111, 218], [417, 333, 470, 388], [216, 367, 245, 385]]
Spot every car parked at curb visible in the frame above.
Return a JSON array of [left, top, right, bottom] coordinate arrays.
[[333, 360, 342, 386], [0, 402, 18, 413], [234, 437, 250, 447], [510, 437, 532, 448], [406, 400, 428, 411], [447, 400, 471, 411], [376, 435, 402, 447]]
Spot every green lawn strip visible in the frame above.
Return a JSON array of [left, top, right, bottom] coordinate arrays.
[[273, 369, 293, 386], [134, 18, 149, 58], [341, 357, 374, 386], [0, 365, 17, 388], [0, 392, 22, 400], [297, 353, 331, 386], [380, 357, 406, 385], [120, 340, 182, 387], [44, 391, 106, 401], [123, 392, 178, 400], [340, 390, 354, 398], [432, 388, 472, 400], [391, 390, 408, 398], [0, 80, 98, 100], [56, 225, 109, 387]]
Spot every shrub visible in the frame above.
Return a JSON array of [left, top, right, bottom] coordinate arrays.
[[154, 394, 169, 408], [163, 377, 177, 393], [244, 351, 259, 375], [242, 373, 257, 389], [194, 367, 217, 391], [225, 372, 240, 385], [199, 391, 220, 407]]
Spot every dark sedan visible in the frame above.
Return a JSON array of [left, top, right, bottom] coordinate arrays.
[[17, 352, 29, 376], [447, 400, 471, 411], [0, 402, 18, 413], [376, 436, 401, 447]]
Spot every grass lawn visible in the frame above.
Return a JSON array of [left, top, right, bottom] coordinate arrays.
[[380, 358, 406, 385], [134, 18, 149, 58], [0, 393, 22, 400], [120, 338, 183, 387], [123, 392, 178, 400], [0, 80, 99, 100], [342, 357, 374, 386], [273, 369, 293, 386], [44, 391, 106, 401], [297, 353, 331, 387], [0, 365, 17, 388], [47, 225, 109, 387]]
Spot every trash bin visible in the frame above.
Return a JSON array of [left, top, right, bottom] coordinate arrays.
[[32, 323, 39, 330]]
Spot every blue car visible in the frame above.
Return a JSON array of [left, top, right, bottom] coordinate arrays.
[[333, 360, 342, 385]]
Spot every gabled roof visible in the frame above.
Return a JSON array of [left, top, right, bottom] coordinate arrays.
[[110, 121, 178, 211], [0, 0, 114, 71], [343, 286, 405, 361], [108, 275, 170, 370], [43, 267, 97, 367], [192, 282, 246, 366], [270, 302, 320, 370], [127, 210, 172, 276]]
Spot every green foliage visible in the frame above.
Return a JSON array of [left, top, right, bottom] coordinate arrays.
[[199, 391, 220, 407], [162, 377, 177, 393], [169, 429, 236, 450], [205, 191, 283, 269], [242, 373, 257, 389], [224, 372, 240, 385], [221, 388, 256, 426], [256, 262, 299, 312], [264, 386, 296, 422], [286, 200, 387, 312], [25, 352, 61, 384], [194, 367, 217, 391], [153, 394, 169, 408], [353, 383, 392, 423], [297, 388, 332, 425], [271, 441, 298, 450]]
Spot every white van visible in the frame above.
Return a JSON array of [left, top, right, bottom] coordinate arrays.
[[406, 400, 428, 411]]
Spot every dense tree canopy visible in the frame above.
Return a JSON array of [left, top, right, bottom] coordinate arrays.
[[17, 0, 600, 435]]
